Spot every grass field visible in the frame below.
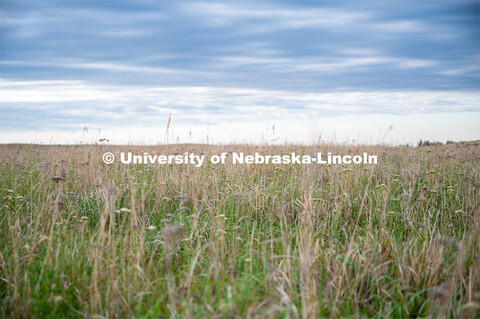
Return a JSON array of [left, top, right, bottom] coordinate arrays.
[[1, 143, 479, 318]]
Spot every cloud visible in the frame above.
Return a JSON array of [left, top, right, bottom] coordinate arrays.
[[1, 60, 190, 75], [180, 2, 431, 36], [292, 56, 438, 72], [2, 1, 477, 91], [1, 4, 166, 44], [1, 79, 478, 131], [371, 20, 426, 33], [181, 2, 371, 30], [439, 65, 480, 76], [1, 0, 478, 143], [100, 29, 154, 38]]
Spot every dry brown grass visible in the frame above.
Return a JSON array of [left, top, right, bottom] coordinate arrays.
[[0, 142, 479, 318]]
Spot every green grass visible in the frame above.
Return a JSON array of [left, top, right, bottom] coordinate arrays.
[[0, 143, 479, 318]]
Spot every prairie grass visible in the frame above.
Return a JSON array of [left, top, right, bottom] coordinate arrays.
[[0, 142, 479, 318]]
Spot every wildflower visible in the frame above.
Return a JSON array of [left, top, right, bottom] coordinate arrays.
[[146, 225, 157, 231]]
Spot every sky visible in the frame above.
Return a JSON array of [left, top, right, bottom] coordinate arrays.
[[0, 0, 479, 145]]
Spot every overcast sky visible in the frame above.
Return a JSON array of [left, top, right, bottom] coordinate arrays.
[[1, 0, 479, 144]]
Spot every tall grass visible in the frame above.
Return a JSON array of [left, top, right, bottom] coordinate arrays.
[[0, 143, 479, 318]]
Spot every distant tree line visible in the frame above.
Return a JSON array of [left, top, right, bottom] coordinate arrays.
[[417, 140, 457, 147]]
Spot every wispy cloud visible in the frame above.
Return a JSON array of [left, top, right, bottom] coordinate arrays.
[[180, 2, 434, 37], [1, 79, 478, 131], [1, 60, 193, 75], [1, 0, 478, 142], [181, 2, 372, 30]]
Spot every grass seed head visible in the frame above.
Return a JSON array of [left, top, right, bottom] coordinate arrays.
[[51, 176, 66, 183], [163, 225, 186, 250], [51, 201, 65, 211]]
